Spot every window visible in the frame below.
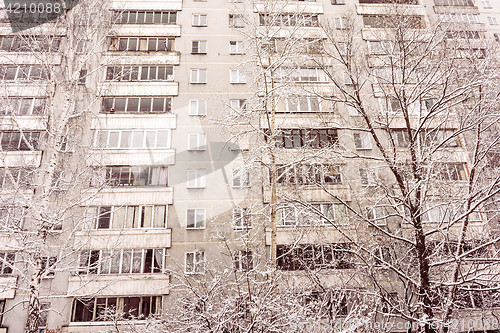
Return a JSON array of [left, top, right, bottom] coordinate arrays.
[[276, 67, 328, 82], [105, 66, 174, 81], [114, 10, 177, 24], [229, 41, 244, 54], [0, 65, 49, 81], [189, 100, 207, 116], [373, 247, 392, 267], [368, 41, 393, 55], [363, 15, 426, 28], [0, 168, 33, 189], [270, 128, 338, 148], [277, 203, 347, 226], [188, 133, 207, 150], [0, 131, 41, 150], [353, 132, 372, 150], [282, 96, 321, 112], [186, 208, 205, 229], [94, 130, 171, 149], [0, 97, 46, 116], [276, 164, 342, 185], [420, 129, 460, 148], [186, 169, 206, 188], [101, 97, 172, 114], [234, 250, 253, 271], [230, 69, 246, 84], [481, 0, 492, 8], [366, 206, 388, 226], [190, 69, 207, 83], [229, 14, 244, 28], [192, 40, 207, 54], [232, 168, 249, 187], [259, 14, 319, 27], [87, 205, 167, 229], [0, 252, 15, 275], [92, 166, 168, 187], [79, 248, 165, 275], [0, 35, 61, 52], [487, 16, 499, 25], [0, 300, 5, 325], [439, 13, 480, 24], [277, 244, 353, 270], [433, 163, 468, 181], [108, 37, 174, 52], [230, 99, 247, 114], [41, 257, 57, 278], [334, 17, 346, 29], [445, 31, 482, 40], [423, 203, 482, 223], [233, 208, 251, 229], [72, 296, 162, 322], [78, 70, 87, 84], [332, 0, 345, 4], [0, 206, 25, 229], [192, 14, 207, 27], [359, 168, 376, 185], [360, 0, 418, 3], [39, 303, 49, 328], [434, 0, 475, 5], [185, 251, 205, 274]]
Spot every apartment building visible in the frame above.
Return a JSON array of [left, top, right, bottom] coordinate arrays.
[[0, 0, 498, 332]]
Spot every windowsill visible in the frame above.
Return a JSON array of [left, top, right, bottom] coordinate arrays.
[[186, 227, 205, 230], [191, 53, 207, 55], [190, 82, 207, 84]]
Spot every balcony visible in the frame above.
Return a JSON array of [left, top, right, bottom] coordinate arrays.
[[67, 273, 170, 297]]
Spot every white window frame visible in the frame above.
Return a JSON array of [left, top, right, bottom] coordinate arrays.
[[94, 129, 171, 149], [481, 0, 492, 8], [229, 41, 244, 54], [192, 40, 207, 54], [229, 14, 244, 28], [334, 17, 346, 30], [232, 168, 250, 187], [192, 14, 207, 27], [366, 206, 387, 226], [230, 69, 246, 84], [185, 251, 205, 274], [487, 16, 499, 25], [190, 68, 207, 84], [233, 208, 251, 229], [353, 132, 372, 150], [230, 99, 247, 114], [188, 133, 207, 151], [186, 169, 206, 188], [359, 168, 377, 186], [189, 100, 207, 116], [186, 208, 205, 229], [284, 96, 321, 112]]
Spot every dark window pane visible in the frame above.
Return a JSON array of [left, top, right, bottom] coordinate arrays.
[[140, 98, 151, 112]]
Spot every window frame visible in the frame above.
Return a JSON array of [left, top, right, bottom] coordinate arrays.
[[192, 14, 208, 27], [185, 251, 205, 274], [191, 40, 207, 54], [230, 69, 246, 84], [186, 169, 206, 188], [188, 133, 207, 151], [186, 208, 205, 229], [229, 41, 244, 54], [189, 99, 207, 116], [233, 207, 252, 229], [190, 68, 207, 84]]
